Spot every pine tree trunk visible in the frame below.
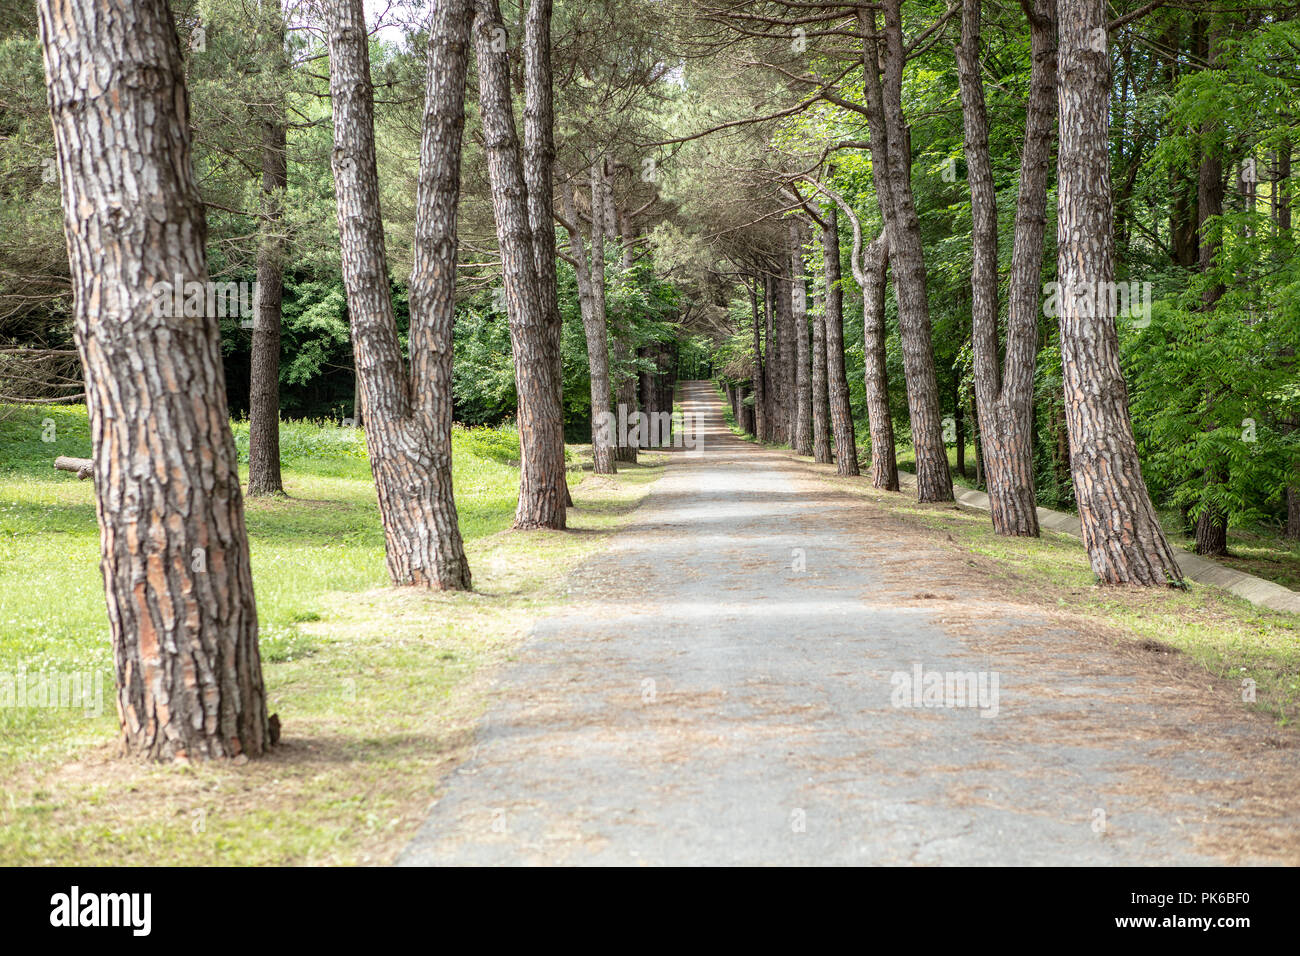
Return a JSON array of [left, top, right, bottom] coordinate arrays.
[[776, 269, 796, 445], [612, 336, 638, 462], [474, 0, 567, 527], [861, 237, 898, 489], [827, 192, 898, 490], [790, 221, 813, 456], [821, 207, 859, 475], [763, 272, 779, 441], [522, 0, 572, 504], [750, 276, 767, 441], [811, 294, 831, 463], [613, 209, 638, 463], [861, 1, 952, 501], [39, 0, 267, 759], [328, 0, 472, 590], [247, 9, 287, 497], [1052, 403, 1071, 491], [954, 385, 966, 479], [955, 0, 1048, 536], [560, 173, 615, 474], [1195, 508, 1228, 556], [638, 345, 654, 422], [587, 161, 616, 474], [1056, 0, 1182, 586]]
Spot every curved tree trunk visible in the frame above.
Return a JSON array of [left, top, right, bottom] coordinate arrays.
[[474, 0, 567, 528], [328, 0, 472, 590], [1056, 0, 1182, 586], [817, 183, 896, 490], [820, 207, 859, 475], [247, 7, 288, 498], [38, 0, 268, 759]]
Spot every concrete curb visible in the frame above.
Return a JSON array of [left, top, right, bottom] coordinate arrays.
[[895, 472, 1300, 617]]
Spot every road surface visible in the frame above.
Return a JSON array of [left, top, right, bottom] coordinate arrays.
[[399, 382, 1295, 866]]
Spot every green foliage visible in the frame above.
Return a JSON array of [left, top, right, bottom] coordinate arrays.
[[1126, 299, 1299, 533]]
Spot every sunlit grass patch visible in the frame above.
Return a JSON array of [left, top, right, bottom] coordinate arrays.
[[0, 403, 667, 864]]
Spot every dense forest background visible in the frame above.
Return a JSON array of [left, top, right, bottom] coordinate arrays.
[[2, 0, 1297, 535]]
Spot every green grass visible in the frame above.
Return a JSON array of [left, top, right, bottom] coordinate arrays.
[[0, 404, 665, 864], [894, 443, 980, 490], [1164, 518, 1300, 592], [893, 436, 1299, 592]]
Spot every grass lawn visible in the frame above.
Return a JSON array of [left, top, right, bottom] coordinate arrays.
[[0, 404, 665, 864], [1165, 520, 1300, 592], [894, 443, 980, 490], [897, 441, 1300, 592]]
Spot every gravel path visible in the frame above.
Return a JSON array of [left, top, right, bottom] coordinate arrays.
[[398, 382, 1297, 866]]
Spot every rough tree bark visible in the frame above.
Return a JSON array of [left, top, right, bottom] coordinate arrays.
[[1056, 0, 1183, 586], [763, 271, 780, 441], [860, 1, 952, 501], [776, 268, 796, 445], [247, 0, 288, 497], [328, 0, 472, 590], [474, 0, 567, 528], [560, 170, 615, 474], [750, 276, 766, 441], [38, 0, 268, 759], [613, 208, 639, 463], [790, 220, 813, 456], [820, 206, 859, 475], [811, 293, 831, 462], [522, 0, 573, 506], [815, 183, 896, 488], [587, 161, 616, 474], [955, 0, 1052, 536], [861, 237, 899, 490]]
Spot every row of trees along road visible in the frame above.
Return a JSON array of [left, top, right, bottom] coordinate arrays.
[[17, 0, 1297, 758]]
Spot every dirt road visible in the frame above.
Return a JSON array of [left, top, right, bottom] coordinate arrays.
[[399, 382, 1297, 865]]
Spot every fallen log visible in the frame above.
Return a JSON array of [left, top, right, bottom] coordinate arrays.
[[54, 456, 94, 480]]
